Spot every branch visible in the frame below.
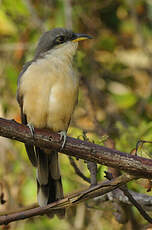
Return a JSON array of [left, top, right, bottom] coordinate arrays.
[[0, 118, 152, 178], [95, 190, 152, 211], [0, 118, 152, 177], [0, 174, 135, 225], [105, 172, 152, 224]]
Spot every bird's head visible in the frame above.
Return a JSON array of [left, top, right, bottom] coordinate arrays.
[[34, 28, 92, 59]]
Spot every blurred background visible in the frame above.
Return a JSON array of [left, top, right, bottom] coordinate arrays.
[[0, 0, 152, 229]]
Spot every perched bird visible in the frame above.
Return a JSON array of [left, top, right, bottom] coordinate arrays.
[[17, 28, 92, 217]]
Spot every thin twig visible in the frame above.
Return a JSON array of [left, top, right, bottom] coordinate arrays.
[[0, 174, 136, 225], [105, 172, 152, 224], [82, 130, 97, 186], [69, 156, 90, 183]]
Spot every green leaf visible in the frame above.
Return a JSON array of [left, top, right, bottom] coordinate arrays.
[[0, 9, 17, 35], [112, 93, 137, 109]]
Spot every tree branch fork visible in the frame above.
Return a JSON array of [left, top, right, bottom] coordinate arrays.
[[0, 117, 152, 225]]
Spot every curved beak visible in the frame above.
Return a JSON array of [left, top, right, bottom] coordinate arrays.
[[72, 33, 93, 42]]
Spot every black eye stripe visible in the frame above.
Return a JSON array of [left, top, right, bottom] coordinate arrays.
[[55, 35, 65, 44], [54, 32, 76, 45]]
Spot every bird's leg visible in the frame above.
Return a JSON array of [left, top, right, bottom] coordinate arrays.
[[27, 123, 35, 138], [58, 131, 67, 149]]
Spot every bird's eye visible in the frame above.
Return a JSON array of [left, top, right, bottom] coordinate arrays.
[[55, 35, 65, 44]]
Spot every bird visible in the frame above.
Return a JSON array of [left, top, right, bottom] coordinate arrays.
[[17, 28, 92, 218]]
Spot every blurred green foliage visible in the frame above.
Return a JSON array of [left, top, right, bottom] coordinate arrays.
[[0, 0, 152, 229]]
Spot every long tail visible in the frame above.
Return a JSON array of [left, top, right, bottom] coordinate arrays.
[[36, 147, 65, 218]]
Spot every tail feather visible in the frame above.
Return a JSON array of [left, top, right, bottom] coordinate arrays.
[[36, 148, 48, 185], [49, 152, 61, 179], [36, 147, 65, 218], [25, 144, 37, 167], [37, 182, 49, 207]]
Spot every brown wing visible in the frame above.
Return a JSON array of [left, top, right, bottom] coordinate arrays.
[[17, 61, 37, 167]]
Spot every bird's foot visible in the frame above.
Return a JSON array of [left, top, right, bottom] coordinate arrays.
[[27, 123, 35, 138], [58, 131, 67, 149]]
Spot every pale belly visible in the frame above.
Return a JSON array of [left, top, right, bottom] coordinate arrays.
[[47, 83, 78, 131], [20, 63, 79, 132]]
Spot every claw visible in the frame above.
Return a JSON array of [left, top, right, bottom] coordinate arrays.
[[58, 131, 67, 149], [27, 123, 35, 138]]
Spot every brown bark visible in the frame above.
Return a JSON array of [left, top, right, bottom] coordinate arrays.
[[0, 118, 152, 178]]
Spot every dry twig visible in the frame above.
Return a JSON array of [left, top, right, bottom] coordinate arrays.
[[105, 172, 152, 224], [0, 174, 135, 225]]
